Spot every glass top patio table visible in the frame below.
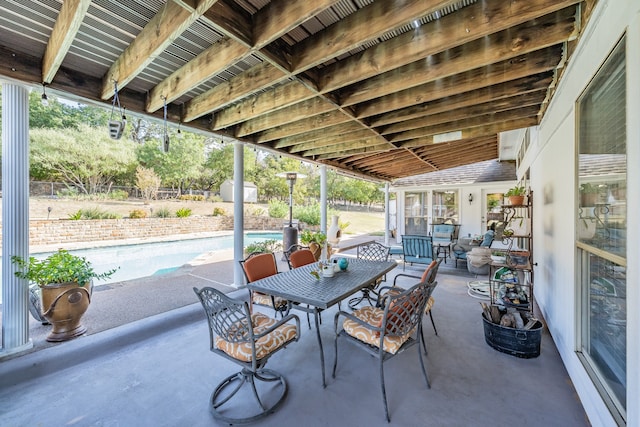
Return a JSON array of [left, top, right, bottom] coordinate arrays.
[[246, 258, 398, 387]]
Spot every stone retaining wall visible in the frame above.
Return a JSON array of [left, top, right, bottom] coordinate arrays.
[[0, 216, 285, 249]]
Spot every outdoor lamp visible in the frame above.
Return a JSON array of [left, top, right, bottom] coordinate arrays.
[[41, 84, 49, 106], [468, 193, 474, 204], [277, 171, 306, 255]]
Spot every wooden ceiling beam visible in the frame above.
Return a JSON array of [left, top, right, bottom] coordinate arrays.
[[303, 136, 391, 157], [254, 110, 353, 143], [253, 0, 342, 50], [381, 90, 547, 135], [212, 80, 316, 129], [314, 143, 392, 160], [292, 0, 459, 72], [42, 0, 91, 84], [390, 106, 540, 143], [290, 129, 381, 153], [340, 9, 575, 106], [235, 97, 339, 136], [400, 117, 540, 149], [274, 122, 365, 149], [147, 38, 249, 112], [319, 0, 580, 93], [100, 0, 219, 100], [360, 46, 560, 122], [183, 62, 286, 123]]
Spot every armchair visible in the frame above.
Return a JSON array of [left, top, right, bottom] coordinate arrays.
[[347, 242, 390, 309], [193, 286, 300, 424], [240, 252, 288, 316], [333, 280, 438, 422]]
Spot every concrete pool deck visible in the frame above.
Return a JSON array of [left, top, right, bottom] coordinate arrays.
[[0, 233, 378, 357]]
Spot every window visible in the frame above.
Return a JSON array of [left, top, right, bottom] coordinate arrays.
[[405, 192, 429, 235], [576, 36, 626, 422], [432, 190, 458, 224]]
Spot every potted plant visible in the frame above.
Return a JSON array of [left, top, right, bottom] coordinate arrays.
[[579, 183, 600, 207], [12, 249, 117, 342], [505, 184, 526, 206], [300, 230, 329, 261]]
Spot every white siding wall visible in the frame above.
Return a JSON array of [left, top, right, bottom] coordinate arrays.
[[522, 1, 640, 425]]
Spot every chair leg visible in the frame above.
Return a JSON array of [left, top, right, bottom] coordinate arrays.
[[210, 367, 288, 424], [417, 325, 431, 390], [428, 310, 438, 336], [379, 354, 390, 423]]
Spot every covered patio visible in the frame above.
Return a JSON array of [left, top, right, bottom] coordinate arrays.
[[0, 245, 588, 426]]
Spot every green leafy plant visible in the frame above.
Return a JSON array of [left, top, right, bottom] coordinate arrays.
[[300, 230, 327, 245], [108, 189, 129, 200], [175, 208, 192, 218], [68, 207, 121, 220], [294, 203, 321, 226], [268, 200, 288, 218], [244, 239, 282, 254], [154, 207, 172, 218], [505, 184, 526, 197], [12, 249, 117, 288]]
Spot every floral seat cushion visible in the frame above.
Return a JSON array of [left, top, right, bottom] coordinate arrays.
[[342, 306, 413, 354], [215, 312, 298, 362], [252, 292, 287, 309]]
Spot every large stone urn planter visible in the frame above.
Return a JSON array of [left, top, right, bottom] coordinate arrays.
[[41, 281, 92, 342]]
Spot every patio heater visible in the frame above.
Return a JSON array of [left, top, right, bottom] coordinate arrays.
[[277, 172, 306, 254]]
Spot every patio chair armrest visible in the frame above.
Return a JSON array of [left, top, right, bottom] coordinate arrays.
[[392, 273, 421, 286], [254, 313, 301, 342]]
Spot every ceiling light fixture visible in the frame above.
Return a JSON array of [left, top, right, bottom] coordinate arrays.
[[108, 81, 126, 140]]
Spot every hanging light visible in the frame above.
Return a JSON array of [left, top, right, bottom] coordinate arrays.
[[40, 83, 49, 106], [108, 81, 126, 140], [162, 96, 170, 153], [176, 122, 183, 139]]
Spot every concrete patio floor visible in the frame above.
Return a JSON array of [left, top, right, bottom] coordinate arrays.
[[0, 236, 589, 426]]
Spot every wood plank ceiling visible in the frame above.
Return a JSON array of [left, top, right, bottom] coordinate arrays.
[[0, 0, 595, 181]]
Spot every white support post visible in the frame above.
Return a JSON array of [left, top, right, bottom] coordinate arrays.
[[1, 83, 32, 357], [233, 142, 244, 287], [320, 165, 327, 234], [384, 182, 390, 246]]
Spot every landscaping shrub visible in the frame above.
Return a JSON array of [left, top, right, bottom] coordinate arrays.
[[208, 195, 223, 202], [154, 207, 171, 218], [68, 207, 121, 220], [179, 194, 205, 201], [128, 209, 148, 219], [294, 203, 321, 226], [268, 200, 288, 218], [212, 207, 227, 216], [245, 239, 282, 254], [108, 189, 129, 200], [245, 206, 265, 216], [175, 207, 192, 218]]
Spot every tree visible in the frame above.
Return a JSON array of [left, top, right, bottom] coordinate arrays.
[[29, 125, 137, 194], [136, 166, 161, 202], [136, 132, 205, 193]]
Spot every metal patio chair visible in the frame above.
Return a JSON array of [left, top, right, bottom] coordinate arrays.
[[347, 241, 391, 309], [240, 252, 288, 317], [333, 280, 437, 422], [193, 286, 300, 424], [283, 244, 316, 269]]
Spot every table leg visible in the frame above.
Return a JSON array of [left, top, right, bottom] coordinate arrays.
[[313, 308, 326, 388]]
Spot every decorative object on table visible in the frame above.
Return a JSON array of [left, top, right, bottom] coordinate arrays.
[[338, 257, 349, 271], [321, 263, 335, 277], [12, 249, 117, 342], [505, 182, 526, 206], [193, 286, 301, 424]]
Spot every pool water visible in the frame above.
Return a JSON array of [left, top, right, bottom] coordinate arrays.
[[0, 232, 282, 294]]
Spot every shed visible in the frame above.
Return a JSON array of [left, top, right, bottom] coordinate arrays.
[[220, 180, 258, 203]]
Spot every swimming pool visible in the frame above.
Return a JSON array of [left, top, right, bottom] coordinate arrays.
[[0, 232, 282, 295]]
